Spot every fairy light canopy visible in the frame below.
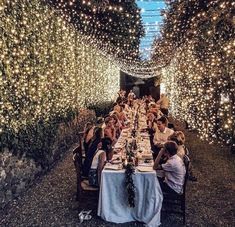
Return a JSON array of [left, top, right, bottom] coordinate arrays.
[[152, 0, 234, 144], [1, 0, 233, 146], [45, 0, 167, 78]]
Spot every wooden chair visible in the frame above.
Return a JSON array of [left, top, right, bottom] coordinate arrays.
[[73, 144, 98, 201], [78, 131, 86, 159], [184, 146, 190, 156], [162, 155, 190, 225], [73, 145, 83, 201]]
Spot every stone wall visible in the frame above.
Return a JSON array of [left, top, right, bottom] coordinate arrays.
[[0, 150, 42, 209], [0, 109, 96, 209]]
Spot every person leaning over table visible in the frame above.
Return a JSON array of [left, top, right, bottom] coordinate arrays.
[[89, 137, 113, 187], [152, 116, 174, 160], [153, 141, 186, 195]]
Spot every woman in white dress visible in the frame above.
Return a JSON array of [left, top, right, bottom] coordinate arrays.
[[88, 138, 113, 187]]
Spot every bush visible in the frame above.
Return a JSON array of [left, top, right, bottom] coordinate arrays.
[[0, 109, 96, 168]]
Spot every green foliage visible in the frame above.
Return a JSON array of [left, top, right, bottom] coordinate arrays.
[[0, 109, 77, 168], [0, 0, 120, 135]]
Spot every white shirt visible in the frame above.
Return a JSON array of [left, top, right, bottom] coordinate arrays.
[[153, 127, 174, 145], [162, 154, 186, 194], [91, 149, 106, 169]]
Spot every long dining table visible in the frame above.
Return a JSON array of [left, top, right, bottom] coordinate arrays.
[[98, 104, 163, 227]]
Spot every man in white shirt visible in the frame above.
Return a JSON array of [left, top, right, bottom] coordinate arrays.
[[153, 141, 186, 194], [152, 116, 174, 160]]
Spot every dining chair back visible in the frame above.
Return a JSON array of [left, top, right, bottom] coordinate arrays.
[[73, 135, 98, 201], [73, 145, 83, 201]]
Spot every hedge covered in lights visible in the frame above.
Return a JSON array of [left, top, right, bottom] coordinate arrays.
[[0, 0, 120, 160], [153, 0, 234, 144]]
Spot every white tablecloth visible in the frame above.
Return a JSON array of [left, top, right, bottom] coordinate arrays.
[[98, 169, 163, 227]]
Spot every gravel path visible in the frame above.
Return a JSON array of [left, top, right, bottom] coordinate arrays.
[[0, 122, 234, 227]]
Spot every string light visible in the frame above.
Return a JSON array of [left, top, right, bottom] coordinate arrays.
[[153, 0, 234, 144], [0, 0, 120, 134], [45, 0, 161, 78]]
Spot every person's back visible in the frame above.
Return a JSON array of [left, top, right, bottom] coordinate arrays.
[[83, 123, 95, 155], [90, 149, 105, 170], [83, 127, 103, 177], [89, 138, 113, 187], [153, 141, 186, 194], [162, 154, 186, 194]]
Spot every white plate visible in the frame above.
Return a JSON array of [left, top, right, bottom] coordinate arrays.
[[104, 164, 122, 170], [112, 160, 122, 164], [136, 166, 153, 172]]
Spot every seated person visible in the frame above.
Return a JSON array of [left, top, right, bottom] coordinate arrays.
[[83, 122, 94, 155], [147, 112, 156, 130], [152, 116, 174, 160], [127, 89, 136, 101], [116, 90, 126, 103], [104, 116, 116, 143], [110, 114, 122, 139], [111, 103, 122, 114], [168, 131, 186, 159], [169, 131, 197, 181], [82, 127, 103, 177], [149, 103, 164, 119], [153, 141, 186, 194], [89, 138, 113, 187]]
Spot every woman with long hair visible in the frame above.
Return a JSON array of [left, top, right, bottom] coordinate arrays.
[[89, 137, 113, 187], [82, 127, 103, 177]]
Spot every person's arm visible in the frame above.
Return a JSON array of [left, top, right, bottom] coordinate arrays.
[[97, 152, 106, 185], [153, 148, 164, 170]]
